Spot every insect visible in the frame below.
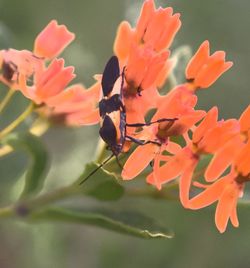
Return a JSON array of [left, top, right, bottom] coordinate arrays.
[[79, 55, 177, 184]]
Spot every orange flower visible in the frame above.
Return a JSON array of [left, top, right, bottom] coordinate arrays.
[[113, 0, 180, 123], [34, 20, 75, 59], [189, 171, 242, 233], [121, 87, 205, 187], [204, 105, 250, 182], [187, 136, 250, 233], [125, 46, 170, 92], [114, 0, 181, 60], [186, 40, 233, 89], [0, 49, 43, 88], [22, 58, 75, 104], [0, 20, 74, 93], [46, 82, 101, 126], [146, 107, 242, 207]]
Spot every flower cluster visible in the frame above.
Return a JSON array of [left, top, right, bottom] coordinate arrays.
[[0, 0, 248, 234], [113, 0, 247, 233], [0, 20, 100, 126]]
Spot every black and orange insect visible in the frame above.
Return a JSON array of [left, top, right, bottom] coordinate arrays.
[[80, 55, 176, 184]]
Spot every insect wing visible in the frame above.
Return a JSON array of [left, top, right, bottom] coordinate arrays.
[[99, 115, 117, 147], [101, 56, 120, 97]]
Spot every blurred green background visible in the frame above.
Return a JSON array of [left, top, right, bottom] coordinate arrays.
[[0, 0, 250, 267]]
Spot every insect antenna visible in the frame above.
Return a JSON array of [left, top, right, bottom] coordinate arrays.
[[79, 153, 115, 185]]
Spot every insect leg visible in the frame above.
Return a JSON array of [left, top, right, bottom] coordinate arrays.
[[126, 118, 177, 128], [79, 153, 115, 185]]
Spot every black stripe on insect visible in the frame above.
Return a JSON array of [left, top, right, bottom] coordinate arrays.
[[79, 56, 177, 185]]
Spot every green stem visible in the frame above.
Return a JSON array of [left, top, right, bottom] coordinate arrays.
[[17, 184, 77, 213], [0, 205, 14, 219], [0, 89, 15, 115], [0, 102, 34, 139], [0, 183, 77, 220]]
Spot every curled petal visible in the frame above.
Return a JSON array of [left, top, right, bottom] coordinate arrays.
[[34, 20, 75, 59]]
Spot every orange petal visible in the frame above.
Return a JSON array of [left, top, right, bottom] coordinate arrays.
[[200, 119, 240, 153], [239, 105, 250, 133], [155, 59, 172, 88], [205, 136, 244, 182], [230, 201, 239, 228], [125, 44, 152, 88], [166, 110, 206, 136], [135, 0, 155, 42], [66, 108, 100, 126], [235, 140, 250, 176], [114, 21, 135, 63], [151, 148, 165, 190], [155, 13, 181, 51], [122, 143, 158, 180], [186, 41, 210, 80], [34, 20, 75, 59], [36, 59, 75, 102], [215, 182, 239, 233], [140, 50, 170, 90], [166, 141, 182, 154], [195, 51, 233, 88], [147, 149, 188, 185], [192, 106, 218, 144], [179, 162, 197, 208], [188, 174, 232, 210], [143, 7, 172, 49]]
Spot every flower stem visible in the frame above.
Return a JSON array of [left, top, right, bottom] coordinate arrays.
[[16, 184, 77, 214], [0, 102, 34, 139], [0, 184, 77, 220], [0, 89, 15, 115], [0, 205, 14, 219]]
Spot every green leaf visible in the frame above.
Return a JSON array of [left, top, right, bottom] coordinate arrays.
[[2, 132, 48, 199], [76, 162, 124, 201], [30, 207, 173, 239]]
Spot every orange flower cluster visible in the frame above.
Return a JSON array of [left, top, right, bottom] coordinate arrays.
[[113, 0, 248, 233], [0, 20, 100, 126], [0, 0, 248, 233]]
